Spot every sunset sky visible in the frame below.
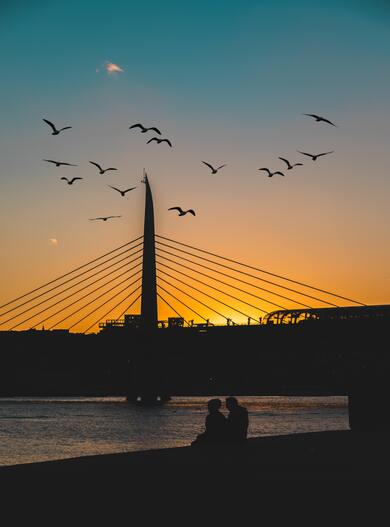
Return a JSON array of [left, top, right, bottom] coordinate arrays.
[[1, 0, 389, 331]]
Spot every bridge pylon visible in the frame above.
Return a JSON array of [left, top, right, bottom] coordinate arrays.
[[140, 172, 158, 330], [127, 172, 169, 404]]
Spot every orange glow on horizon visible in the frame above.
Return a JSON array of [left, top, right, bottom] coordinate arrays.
[[0, 240, 374, 334]]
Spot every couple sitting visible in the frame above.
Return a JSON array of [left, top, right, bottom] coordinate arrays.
[[191, 396, 249, 447]]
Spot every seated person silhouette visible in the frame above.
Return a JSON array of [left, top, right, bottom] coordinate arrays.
[[225, 396, 249, 444], [191, 398, 227, 446]]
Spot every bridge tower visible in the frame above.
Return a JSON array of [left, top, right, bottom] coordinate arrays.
[[128, 172, 168, 403], [140, 172, 158, 330]]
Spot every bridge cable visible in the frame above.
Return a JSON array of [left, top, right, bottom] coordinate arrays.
[[113, 293, 142, 324], [69, 282, 142, 331], [39, 265, 141, 330], [0, 236, 143, 310], [157, 274, 242, 323], [0, 256, 142, 325], [83, 290, 142, 334], [157, 269, 259, 322], [156, 284, 210, 323], [156, 255, 289, 310], [10, 269, 141, 331], [0, 245, 143, 318], [156, 235, 365, 306], [156, 248, 313, 309], [5, 264, 141, 329], [157, 276, 230, 322], [157, 264, 268, 316], [51, 275, 142, 331], [155, 240, 339, 307], [157, 292, 189, 326]]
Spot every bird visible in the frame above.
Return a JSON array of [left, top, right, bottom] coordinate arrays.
[[258, 168, 285, 177], [296, 150, 334, 161], [89, 161, 118, 175], [108, 185, 137, 197], [278, 157, 303, 170], [202, 161, 227, 174], [168, 207, 196, 216], [43, 119, 72, 135], [89, 216, 122, 221], [60, 177, 83, 185], [303, 114, 337, 127], [129, 123, 162, 135], [147, 137, 172, 147], [43, 159, 78, 167]]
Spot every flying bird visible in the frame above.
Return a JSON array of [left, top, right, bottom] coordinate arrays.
[[60, 177, 83, 185], [258, 168, 285, 177], [147, 137, 172, 147], [89, 216, 122, 222], [297, 150, 334, 161], [43, 119, 72, 135], [278, 157, 303, 170], [303, 114, 337, 127], [43, 159, 77, 167], [108, 185, 137, 197], [202, 161, 227, 174], [129, 123, 162, 135], [89, 161, 118, 174], [168, 207, 196, 217]]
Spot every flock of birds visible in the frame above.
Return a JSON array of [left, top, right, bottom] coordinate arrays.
[[42, 112, 337, 220]]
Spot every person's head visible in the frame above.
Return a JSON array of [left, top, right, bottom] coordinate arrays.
[[207, 398, 222, 413], [226, 396, 238, 411]]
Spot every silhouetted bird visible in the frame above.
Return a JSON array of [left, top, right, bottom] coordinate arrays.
[[89, 161, 118, 174], [258, 168, 285, 177], [147, 137, 172, 147], [43, 119, 72, 135], [168, 207, 195, 216], [129, 123, 162, 135], [60, 177, 83, 185], [303, 114, 337, 127], [297, 150, 334, 161], [202, 161, 227, 174], [108, 185, 137, 197], [43, 159, 78, 167], [278, 157, 303, 170], [89, 216, 122, 221]]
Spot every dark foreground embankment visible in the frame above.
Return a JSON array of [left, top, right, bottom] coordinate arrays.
[[2, 430, 389, 482], [1, 431, 388, 520]]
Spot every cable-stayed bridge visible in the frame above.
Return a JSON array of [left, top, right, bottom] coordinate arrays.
[[0, 232, 370, 334], [0, 176, 389, 422]]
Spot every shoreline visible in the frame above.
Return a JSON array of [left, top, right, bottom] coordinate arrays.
[[2, 430, 388, 520], [1, 430, 388, 482]]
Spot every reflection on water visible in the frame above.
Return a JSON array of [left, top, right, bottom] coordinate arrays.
[[0, 396, 349, 466]]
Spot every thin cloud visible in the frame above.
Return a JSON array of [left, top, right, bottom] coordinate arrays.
[[105, 62, 124, 74], [49, 238, 58, 246]]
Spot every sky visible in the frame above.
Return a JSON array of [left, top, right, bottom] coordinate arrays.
[[0, 0, 389, 331]]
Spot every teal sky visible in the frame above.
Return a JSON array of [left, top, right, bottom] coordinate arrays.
[[1, 0, 390, 315]]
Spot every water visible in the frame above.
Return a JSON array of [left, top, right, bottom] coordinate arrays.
[[0, 396, 349, 466]]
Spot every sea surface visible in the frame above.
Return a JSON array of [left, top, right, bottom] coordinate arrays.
[[0, 396, 349, 466]]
